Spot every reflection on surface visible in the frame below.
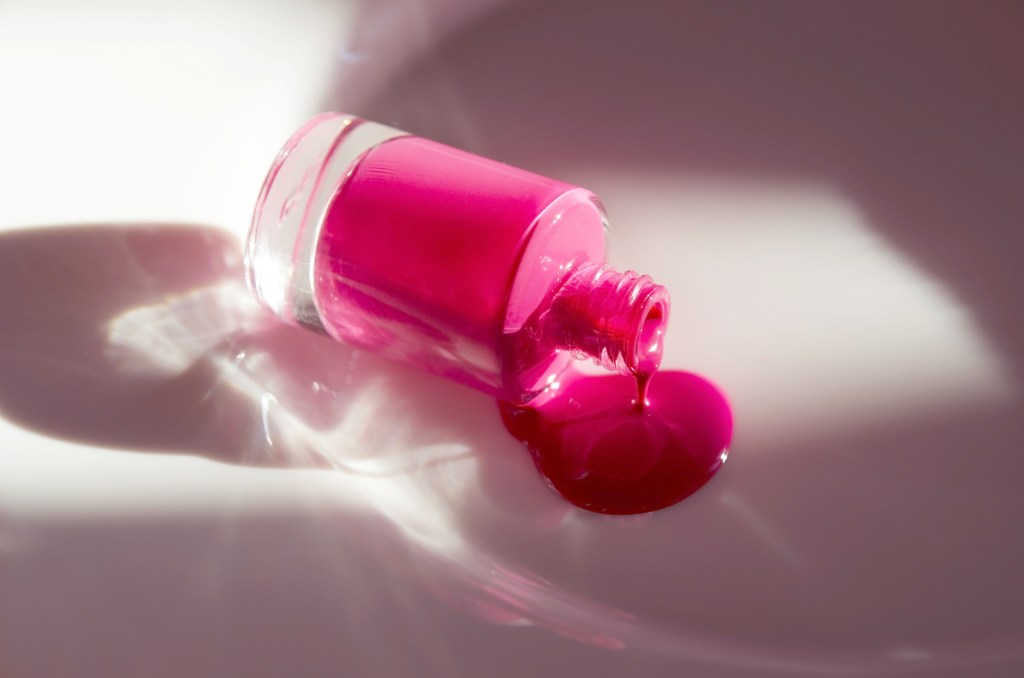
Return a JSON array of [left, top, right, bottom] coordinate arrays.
[[2, 0, 1024, 675], [0, 224, 646, 672], [586, 175, 1016, 445], [105, 280, 472, 474], [0, 204, 1019, 675], [327, 0, 1024, 674]]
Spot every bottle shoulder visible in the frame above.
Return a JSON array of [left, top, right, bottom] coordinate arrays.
[[504, 187, 609, 332], [497, 187, 609, 404]]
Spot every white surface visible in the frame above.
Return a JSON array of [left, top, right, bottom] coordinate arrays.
[[2, 1, 1023, 676]]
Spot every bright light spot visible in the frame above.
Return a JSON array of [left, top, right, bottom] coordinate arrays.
[[589, 173, 1016, 447], [0, 0, 353, 232], [260, 392, 276, 446]]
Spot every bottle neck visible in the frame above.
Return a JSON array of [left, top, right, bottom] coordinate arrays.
[[550, 263, 670, 377]]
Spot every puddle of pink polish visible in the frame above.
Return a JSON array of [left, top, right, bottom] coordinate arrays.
[[500, 370, 733, 515]]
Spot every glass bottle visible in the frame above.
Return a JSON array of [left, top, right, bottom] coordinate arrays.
[[246, 113, 669, 404]]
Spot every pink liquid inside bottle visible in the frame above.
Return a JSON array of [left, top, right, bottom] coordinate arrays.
[[247, 113, 668, 404], [246, 113, 732, 513]]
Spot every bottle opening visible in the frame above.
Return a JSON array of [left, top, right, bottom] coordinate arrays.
[[552, 264, 670, 377], [635, 298, 668, 377]]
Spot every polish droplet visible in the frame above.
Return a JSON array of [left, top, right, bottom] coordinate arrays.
[[500, 370, 732, 514]]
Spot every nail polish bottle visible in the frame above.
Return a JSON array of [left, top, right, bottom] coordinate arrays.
[[246, 113, 669, 404]]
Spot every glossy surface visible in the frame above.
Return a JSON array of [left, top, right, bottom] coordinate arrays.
[[306, 126, 691, 514], [3, 1, 1024, 677], [501, 370, 732, 513]]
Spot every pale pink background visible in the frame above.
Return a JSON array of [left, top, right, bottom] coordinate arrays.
[[1, 1, 1023, 676]]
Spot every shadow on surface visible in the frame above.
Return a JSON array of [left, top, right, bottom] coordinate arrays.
[[3, 2, 1024, 675], [0, 229, 653, 678], [332, 0, 1024, 382], [0, 224, 515, 477], [321, 0, 1024, 672]]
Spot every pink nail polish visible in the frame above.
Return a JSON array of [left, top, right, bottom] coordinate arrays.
[[247, 113, 731, 514], [246, 113, 668, 404]]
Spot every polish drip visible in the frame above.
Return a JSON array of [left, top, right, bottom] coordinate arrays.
[[500, 369, 732, 515], [510, 265, 731, 514], [246, 112, 733, 515], [551, 263, 669, 380]]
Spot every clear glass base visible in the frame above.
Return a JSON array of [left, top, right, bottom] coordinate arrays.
[[245, 113, 405, 333]]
